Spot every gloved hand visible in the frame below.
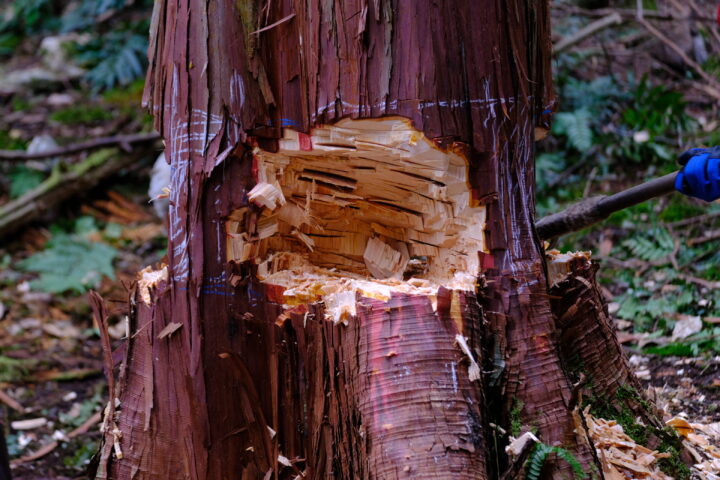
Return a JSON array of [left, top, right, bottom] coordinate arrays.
[[675, 147, 720, 202]]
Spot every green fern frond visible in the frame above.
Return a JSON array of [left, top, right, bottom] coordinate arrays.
[[526, 443, 587, 480], [554, 109, 594, 152], [622, 227, 674, 262], [554, 447, 586, 478], [72, 28, 149, 91], [526, 443, 553, 480]]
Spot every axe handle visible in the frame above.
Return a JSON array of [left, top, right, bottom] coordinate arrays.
[[536, 171, 678, 239]]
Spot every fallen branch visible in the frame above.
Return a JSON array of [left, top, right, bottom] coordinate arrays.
[[0, 148, 152, 238], [10, 411, 102, 466], [667, 210, 720, 228], [0, 132, 160, 161], [678, 274, 720, 290], [0, 390, 23, 413], [554, 12, 623, 54], [554, 5, 716, 24], [637, 16, 720, 103], [688, 229, 720, 246]]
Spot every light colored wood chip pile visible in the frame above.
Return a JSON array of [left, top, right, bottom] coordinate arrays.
[[666, 417, 720, 480], [584, 409, 673, 480], [584, 410, 720, 479]]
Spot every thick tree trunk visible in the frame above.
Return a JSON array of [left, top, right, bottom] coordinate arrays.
[[93, 1, 687, 479]]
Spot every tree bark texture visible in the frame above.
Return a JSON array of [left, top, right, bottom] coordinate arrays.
[[94, 1, 678, 479]]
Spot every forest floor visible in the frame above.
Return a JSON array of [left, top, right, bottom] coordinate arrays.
[[1, 0, 720, 478]]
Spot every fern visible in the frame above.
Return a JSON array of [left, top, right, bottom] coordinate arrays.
[[526, 443, 552, 480], [555, 447, 586, 478], [622, 227, 674, 261], [73, 31, 148, 91], [553, 109, 594, 152], [0, 0, 57, 36], [526, 443, 586, 480], [563, 76, 626, 114], [61, 0, 129, 32]]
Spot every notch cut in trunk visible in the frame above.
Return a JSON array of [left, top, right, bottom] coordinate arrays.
[[228, 117, 488, 323]]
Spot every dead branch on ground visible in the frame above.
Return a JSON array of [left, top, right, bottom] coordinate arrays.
[[0, 132, 160, 161], [0, 147, 153, 238]]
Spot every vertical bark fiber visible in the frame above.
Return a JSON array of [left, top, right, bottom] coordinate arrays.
[[548, 255, 680, 449], [95, 1, 630, 479]]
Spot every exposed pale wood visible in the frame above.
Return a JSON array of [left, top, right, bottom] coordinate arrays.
[[242, 118, 487, 288]]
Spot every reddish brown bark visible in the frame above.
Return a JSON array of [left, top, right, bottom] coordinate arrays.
[[91, 1, 680, 479], [548, 255, 685, 454]]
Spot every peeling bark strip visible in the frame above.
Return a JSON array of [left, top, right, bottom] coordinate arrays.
[[92, 1, 649, 479], [547, 253, 671, 441]]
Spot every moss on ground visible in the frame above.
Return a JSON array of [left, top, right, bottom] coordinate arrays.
[[585, 385, 690, 480], [50, 105, 113, 125]]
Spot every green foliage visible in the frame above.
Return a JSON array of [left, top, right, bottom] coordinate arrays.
[[615, 274, 695, 333], [563, 76, 627, 112], [0, 0, 151, 39], [9, 166, 44, 198], [622, 227, 674, 262], [703, 54, 720, 80], [541, 72, 720, 354], [0, 0, 153, 91], [0, 32, 21, 57], [60, 0, 130, 32], [526, 442, 586, 480], [63, 439, 99, 470], [510, 400, 524, 437], [0, 130, 28, 151], [657, 198, 704, 223], [50, 105, 113, 125], [605, 78, 693, 164], [623, 80, 690, 138], [59, 391, 103, 428], [0, 0, 58, 38], [657, 442, 692, 480], [537, 75, 695, 220], [644, 343, 694, 357], [645, 328, 720, 357], [73, 29, 149, 91], [0, 355, 37, 382], [17, 217, 117, 294], [553, 109, 594, 152], [588, 397, 650, 446], [11, 96, 32, 112], [102, 78, 146, 107]]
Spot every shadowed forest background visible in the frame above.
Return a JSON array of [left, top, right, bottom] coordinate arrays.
[[0, 0, 718, 478]]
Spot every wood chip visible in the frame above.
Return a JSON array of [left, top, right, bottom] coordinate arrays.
[[11, 417, 47, 430], [157, 322, 183, 339]]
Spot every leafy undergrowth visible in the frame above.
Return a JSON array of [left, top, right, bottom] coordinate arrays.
[[0, 0, 153, 91], [0, 1, 163, 476], [0, 0, 719, 478], [18, 217, 118, 294], [541, 3, 720, 361], [0, 189, 166, 478]]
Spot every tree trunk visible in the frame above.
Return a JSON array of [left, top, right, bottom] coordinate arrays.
[[94, 1, 687, 479]]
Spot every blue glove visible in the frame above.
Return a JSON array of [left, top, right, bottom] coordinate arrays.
[[675, 147, 720, 202]]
